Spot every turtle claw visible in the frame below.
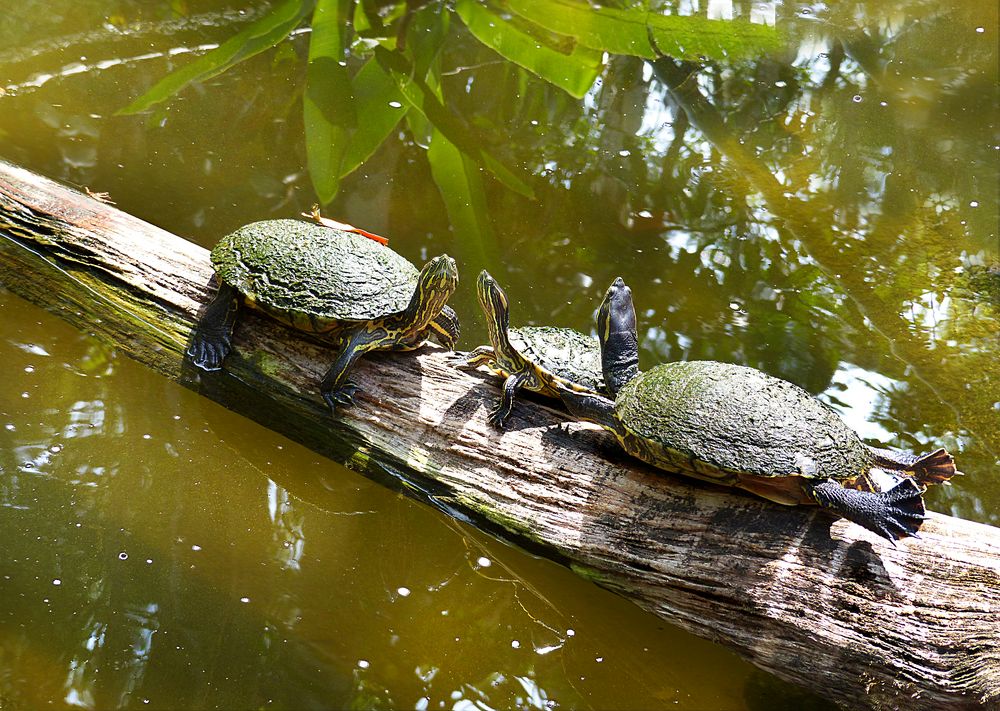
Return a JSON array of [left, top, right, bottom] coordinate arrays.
[[486, 402, 512, 430], [187, 330, 231, 371], [323, 382, 360, 414]]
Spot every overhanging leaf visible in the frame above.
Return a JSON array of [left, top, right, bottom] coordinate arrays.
[[304, 0, 356, 204], [456, 0, 603, 98], [339, 58, 408, 177], [505, 0, 783, 62], [373, 46, 535, 200], [119, 0, 315, 114], [427, 128, 499, 268]]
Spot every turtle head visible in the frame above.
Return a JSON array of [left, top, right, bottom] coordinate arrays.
[[476, 270, 512, 348], [408, 254, 458, 328], [597, 277, 640, 397]]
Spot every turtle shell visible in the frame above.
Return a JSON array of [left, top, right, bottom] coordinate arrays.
[[615, 361, 872, 482], [211, 219, 418, 327], [508, 326, 604, 392]]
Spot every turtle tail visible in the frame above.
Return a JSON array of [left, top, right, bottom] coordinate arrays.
[[869, 446, 961, 486]]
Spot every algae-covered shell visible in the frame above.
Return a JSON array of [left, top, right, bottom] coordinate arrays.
[[508, 326, 604, 393], [616, 361, 872, 480], [211, 219, 419, 324]]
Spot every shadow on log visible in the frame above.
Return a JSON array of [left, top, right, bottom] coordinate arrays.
[[1, 159, 997, 709]]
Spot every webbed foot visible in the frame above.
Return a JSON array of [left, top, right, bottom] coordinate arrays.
[[810, 478, 927, 543], [486, 399, 514, 429], [187, 328, 232, 371], [322, 382, 360, 414]]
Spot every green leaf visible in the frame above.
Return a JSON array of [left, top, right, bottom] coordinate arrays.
[[119, 0, 315, 114], [427, 128, 499, 267], [505, 0, 783, 62], [339, 58, 408, 177], [456, 0, 602, 98], [303, 0, 357, 203], [373, 46, 535, 199]]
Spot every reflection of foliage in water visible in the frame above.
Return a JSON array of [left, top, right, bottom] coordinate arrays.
[[114, 0, 998, 520]]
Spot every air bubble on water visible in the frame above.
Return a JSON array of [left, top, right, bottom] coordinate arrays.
[[852, 95, 862, 103], [358, 659, 370, 669], [191, 545, 202, 551], [880, 101, 888, 107], [118, 552, 128, 560], [969, 201, 979, 207], [24, 366, 34, 373], [388, 101, 402, 109], [476, 556, 492, 568], [49, 445, 62, 453], [21, 392, 29, 399], [975, 27, 985, 33], [567, 629, 576, 637], [397, 587, 411, 597], [618, 150, 630, 157], [240, 597, 250, 603], [142, 434, 151, 440], [4, 424, 13, 431], [511, 640, 521, 649], [52, 579, 61, 586], [774, 80, 786, 88]]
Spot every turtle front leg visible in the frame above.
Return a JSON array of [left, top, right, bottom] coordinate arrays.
[[465, 345, 496, 369], [187, 283, 241, 371], [806, 478, 927, 543], [319, 326, 388, 413], [428, 305, 461, 350], [488, 371, 530, 429]]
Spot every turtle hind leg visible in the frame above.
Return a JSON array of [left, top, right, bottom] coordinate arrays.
[[807, 478, 926, 543], [187, 283, 241, 371], [869, 446, 960, 486]]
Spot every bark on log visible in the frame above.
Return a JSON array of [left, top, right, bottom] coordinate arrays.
[[1, 159, 998, 710]]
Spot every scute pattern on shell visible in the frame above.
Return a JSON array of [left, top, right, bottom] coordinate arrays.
[[211, 219, 419, 323], [508, 326, 604, 392], [616, 361, 872, 479]]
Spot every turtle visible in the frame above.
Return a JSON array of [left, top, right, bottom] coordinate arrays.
[[187, 219, 460, 412], [555, 277, 960, 542], [466, 270, 606, 428]]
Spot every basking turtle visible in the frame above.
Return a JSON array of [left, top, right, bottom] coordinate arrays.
[[556, 278, 959, 542], [467, 270, 605, 428], [187, 219, 459, 412]]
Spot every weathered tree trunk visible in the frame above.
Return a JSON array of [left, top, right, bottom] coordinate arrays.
[[1, 160, 997, 710]]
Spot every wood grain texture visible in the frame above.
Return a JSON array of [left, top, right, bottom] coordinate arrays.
[[2, 159, 998, 709]]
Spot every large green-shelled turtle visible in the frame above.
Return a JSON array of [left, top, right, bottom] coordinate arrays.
[[466, 270, 606, 428], [556, 278, 959, 542], [187, 219, 459, 412]]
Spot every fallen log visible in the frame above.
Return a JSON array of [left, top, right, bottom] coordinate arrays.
[[1, 159, 997, 710]]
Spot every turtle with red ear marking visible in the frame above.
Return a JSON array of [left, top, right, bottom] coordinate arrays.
[[555, 278, 961, 543], [187, 219, 459, 414]]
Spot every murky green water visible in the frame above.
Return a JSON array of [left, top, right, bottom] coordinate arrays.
[[1, 1, 997, 708]]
